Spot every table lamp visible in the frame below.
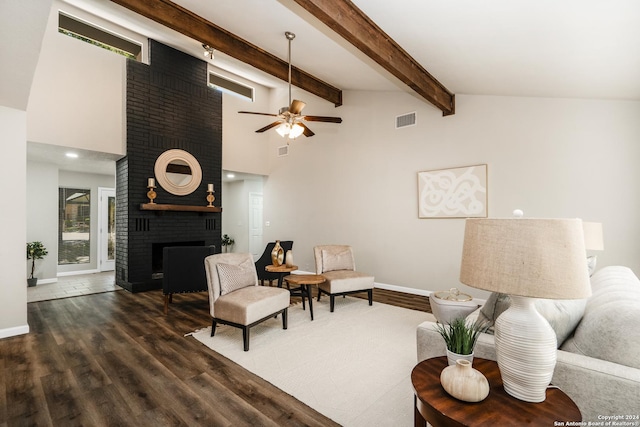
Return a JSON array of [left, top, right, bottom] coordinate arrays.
[[582, 222, 604, 275], [459, 218, 592, 402]]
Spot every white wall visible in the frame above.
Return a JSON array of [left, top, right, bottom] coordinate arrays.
[[222, 178, 264, 254], [26, 0, 132, 156], [218, 67, 272, 175], [0, 107, 29, 337], [0, 0, 51, 338], [258, 91, 640, 298], [26, 161, 59, 282]]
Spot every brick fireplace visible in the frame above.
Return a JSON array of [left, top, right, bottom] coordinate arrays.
[[116, 40, 222, 292]]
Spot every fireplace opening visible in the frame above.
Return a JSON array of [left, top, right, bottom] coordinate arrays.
[[152, 241, 205, 279]]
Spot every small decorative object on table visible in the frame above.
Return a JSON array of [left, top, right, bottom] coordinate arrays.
[[440, 359, 489, 402], [285, 250, 294, 267], [434, 317, 488, 365], [147, 177, 157, 204], [430, 287, 479, 324], [206, 183, 215, 207], [271, 240, 284, 266]]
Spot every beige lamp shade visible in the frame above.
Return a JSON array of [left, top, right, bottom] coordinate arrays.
[[582, 222, 604, 251], [460, 218, 592, 300]]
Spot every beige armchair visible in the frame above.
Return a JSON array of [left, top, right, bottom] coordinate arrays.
[[313, 245, 375, 312], [204, 253, 290, 351]]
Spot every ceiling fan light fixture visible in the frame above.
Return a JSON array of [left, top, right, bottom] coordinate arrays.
[[289, 123, 304, 139], [237, 31, 341, 139], [276, 123, 291, 137]]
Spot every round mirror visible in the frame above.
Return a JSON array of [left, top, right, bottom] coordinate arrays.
[[154, 149, 202, 196], [166, 159, 192, 186]]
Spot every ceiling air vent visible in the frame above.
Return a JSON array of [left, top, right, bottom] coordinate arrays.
[[278, 145, 289, 157], [396, 112, 417, 129]]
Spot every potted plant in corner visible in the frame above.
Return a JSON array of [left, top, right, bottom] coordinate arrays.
[[435, 317, 488, 365], [27, 241, 48, 287], [221, 234, 235, 253]]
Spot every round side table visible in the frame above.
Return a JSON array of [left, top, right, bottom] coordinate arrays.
[[264, 264, 298, 288], [411, 356, 581, 426], [283, 274, 326, 320]]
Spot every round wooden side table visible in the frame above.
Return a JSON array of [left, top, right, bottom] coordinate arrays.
[[264, 264, 298, 288], [411, 356, 581, 426], [283, 274, 326, 320]]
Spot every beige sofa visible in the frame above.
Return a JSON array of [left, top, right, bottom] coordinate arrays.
[[417, 266, 640, 422]]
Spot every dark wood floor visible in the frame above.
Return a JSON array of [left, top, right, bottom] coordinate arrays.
[[0, 288, 430, 426]]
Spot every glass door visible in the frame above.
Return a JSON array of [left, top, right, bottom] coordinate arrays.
[[98, 187, 116, 271]]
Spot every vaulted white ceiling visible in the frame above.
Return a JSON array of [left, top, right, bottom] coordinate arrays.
[[62, 0, 640, 102], [6, 1, 640, 174]]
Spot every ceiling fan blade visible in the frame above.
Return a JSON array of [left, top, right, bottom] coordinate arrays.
[[298, 122, 315, 137], [289, 99, 306, 115], [238, 111, 279, 117], [256, 121, 283, 133], [303, 115, 343, 123]]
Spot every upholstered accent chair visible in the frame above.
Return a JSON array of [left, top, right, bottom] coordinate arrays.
[[313, 245, 375, 312], [204, 253, 290, 351], [255, 241, 294, 285]]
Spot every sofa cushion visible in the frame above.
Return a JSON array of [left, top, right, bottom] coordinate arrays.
[[560, 266, 640, 369], [561, 300, 640, 369], [477, 292, 586, 347], [217, 259, 255, 295]]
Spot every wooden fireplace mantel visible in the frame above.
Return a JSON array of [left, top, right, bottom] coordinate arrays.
[[139, 203, 222, 213]]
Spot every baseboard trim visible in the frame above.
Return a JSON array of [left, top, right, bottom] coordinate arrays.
[[374, 281, 432, 296], [294, 270, 437, 297], [0, 324, 29, 339], [57, 269, 100, 277], [37, 278, 58, 285]]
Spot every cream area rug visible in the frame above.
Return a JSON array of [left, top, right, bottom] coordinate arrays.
[[190, 296, 436, 426]]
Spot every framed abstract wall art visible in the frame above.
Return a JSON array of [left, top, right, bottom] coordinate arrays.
[[418, 164, 487, 218]]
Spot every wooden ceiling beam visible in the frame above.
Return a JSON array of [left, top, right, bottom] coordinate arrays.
[[290, 0, 455, 116], [109, 0, 342, 106]]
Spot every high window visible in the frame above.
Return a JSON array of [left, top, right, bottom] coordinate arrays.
[[58, 12, 142, 60], [209, 72, 254, 101]]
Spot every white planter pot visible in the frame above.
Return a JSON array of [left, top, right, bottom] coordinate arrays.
[[446, 349, 474, 366]]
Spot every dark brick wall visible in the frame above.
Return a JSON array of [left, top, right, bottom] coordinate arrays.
[[116, 40, 222, 292]]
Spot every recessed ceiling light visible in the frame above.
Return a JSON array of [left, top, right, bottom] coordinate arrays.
[[65, 152, 79, 158], [226, 173, 235, 178]]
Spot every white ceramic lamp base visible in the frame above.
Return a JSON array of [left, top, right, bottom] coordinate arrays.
[[494, 295, 557, 403]]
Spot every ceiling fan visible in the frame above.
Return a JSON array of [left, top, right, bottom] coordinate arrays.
[[238, 31, 342, 140]]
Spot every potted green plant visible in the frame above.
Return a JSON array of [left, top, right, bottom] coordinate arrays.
[[221, 234, 235, 253], [27, 241, 48, 287], [434, 317, 488, 365]]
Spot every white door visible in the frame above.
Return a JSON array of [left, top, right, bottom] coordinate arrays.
[[249, 192, 264, 260], [98, 187, 116, 271]]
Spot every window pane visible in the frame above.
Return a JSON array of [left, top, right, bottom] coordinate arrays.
[[59, 188, 91, 265], [58, 12, 142, 60], [108, 196, 115, 261]]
